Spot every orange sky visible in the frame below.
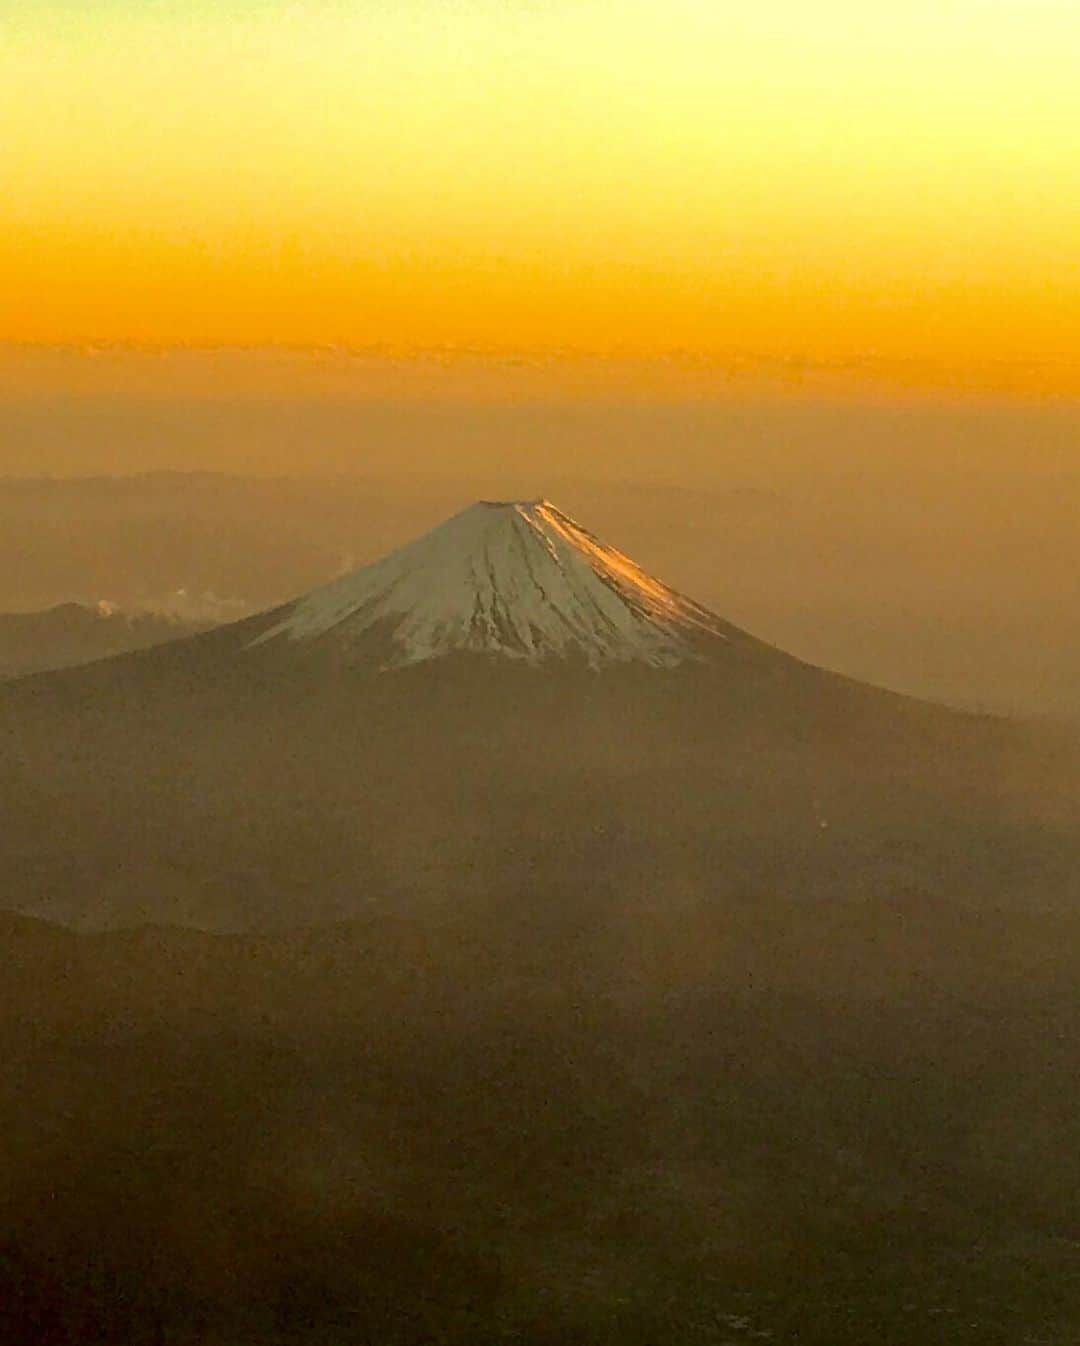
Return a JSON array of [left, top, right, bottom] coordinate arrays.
[[5, 1, 1080, 398]]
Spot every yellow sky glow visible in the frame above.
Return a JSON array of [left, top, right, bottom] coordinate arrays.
[[4, 1, 1080, 394]]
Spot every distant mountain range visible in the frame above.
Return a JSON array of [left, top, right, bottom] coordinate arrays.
[[0, 601, 214, 679]]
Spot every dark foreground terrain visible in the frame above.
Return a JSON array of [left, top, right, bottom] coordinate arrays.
[[2, 895, 1079, 1346], [2, 655, 1080, 1342]]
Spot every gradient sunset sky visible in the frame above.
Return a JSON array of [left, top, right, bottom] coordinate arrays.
[[5, 0, 1080, 397]]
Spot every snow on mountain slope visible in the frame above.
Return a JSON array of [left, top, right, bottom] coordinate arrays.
[[251, 499, 756, 669]]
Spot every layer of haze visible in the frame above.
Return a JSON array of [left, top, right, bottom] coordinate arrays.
[[4, 1, 1080, 392]]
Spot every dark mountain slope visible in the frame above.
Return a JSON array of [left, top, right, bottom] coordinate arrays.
[[4, 647, 1077, 930]]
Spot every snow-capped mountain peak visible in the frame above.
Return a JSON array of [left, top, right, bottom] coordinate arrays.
[[250, 499, 752, 669]]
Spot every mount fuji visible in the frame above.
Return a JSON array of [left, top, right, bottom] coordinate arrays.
[[3, 496, 1077, 931], [244, 498, 774, 671]]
